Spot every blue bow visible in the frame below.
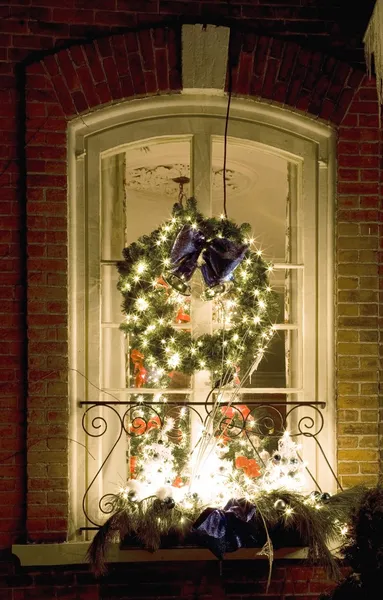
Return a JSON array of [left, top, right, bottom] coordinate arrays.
[[164, 224, 248, 296], [192, 498, 257, 558]]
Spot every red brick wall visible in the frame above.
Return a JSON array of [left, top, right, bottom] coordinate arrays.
[[0, 0, 381, 597], [0, 559, 342, 599]]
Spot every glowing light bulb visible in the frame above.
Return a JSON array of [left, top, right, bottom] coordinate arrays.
[[136, 261, 147, 274], [258, 300, 266, 309], [168, 352, 181, 369], [267, 265, 274, 272], [136, 297, 149, 312], [256, 249, 263, 256], [253, 316, 261, 324], [340, 525, 348, 536]]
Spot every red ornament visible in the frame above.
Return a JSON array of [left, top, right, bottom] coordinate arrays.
[[156, 276, 169, 289], [235, 455, 248, 469], [147, 415, 161, 431], [172, 476, 184, 488], [131, 349, 147, 388], [130, 456, 137, 478], [175, 306, 190, 323], [237, 404, 250, 419], [220, 406, 236, 419], [235, 455, 261, 478]]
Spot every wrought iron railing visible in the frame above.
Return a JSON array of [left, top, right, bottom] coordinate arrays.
[[79, 397, 338, 530]]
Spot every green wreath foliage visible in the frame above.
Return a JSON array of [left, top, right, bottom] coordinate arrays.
[[117, 198, 279, 384]]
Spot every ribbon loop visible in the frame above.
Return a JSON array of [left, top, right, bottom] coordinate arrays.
[[164, 224, 205, 295], [201, 238, 248, 288], [164, 224, 248, 298]]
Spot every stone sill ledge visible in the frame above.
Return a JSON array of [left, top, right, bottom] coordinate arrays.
[[12, 543, 314, 567]]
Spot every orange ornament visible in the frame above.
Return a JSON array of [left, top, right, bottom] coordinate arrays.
[[131, 349, 147, 388], [235, 455, 261, 478]]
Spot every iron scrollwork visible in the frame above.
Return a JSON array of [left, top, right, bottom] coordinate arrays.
[[79, 398, 330, 529]]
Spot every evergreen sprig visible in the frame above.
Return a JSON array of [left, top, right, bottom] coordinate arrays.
[[87, 486, 366, 578]]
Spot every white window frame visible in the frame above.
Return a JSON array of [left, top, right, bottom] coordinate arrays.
[[68, 94, 336, 538]]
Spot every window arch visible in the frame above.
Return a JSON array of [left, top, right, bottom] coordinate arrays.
[[68, 94, 336, 536]]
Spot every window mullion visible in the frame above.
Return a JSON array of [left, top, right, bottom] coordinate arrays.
[[190, 132, 213, 449]]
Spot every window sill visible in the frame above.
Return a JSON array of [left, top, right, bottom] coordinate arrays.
[[12, 543, 316, 567]]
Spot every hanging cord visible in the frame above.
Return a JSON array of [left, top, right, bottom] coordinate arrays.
[[222, 56, 233, 219], [173, 175, 190, 208]]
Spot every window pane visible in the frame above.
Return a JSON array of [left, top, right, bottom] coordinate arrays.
[[240, 329, 299, 389], [101, 154, 126, 261], [269, 268, 300, 325], [211, 137, 289, 263], [125, 139, 191, 244]]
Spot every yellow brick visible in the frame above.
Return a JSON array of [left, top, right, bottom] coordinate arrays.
[[337, 396, 378, 409], [360, 330, 378, 342], [338, 356, 359, 369], [338, 263, 377, 276], [360, 303, 378, 316], [338, 304, 359, 316], [361, 409, 378, 422], [361, 383, 378, 394], [360, 276, 378, 289], [338, 290, 378, 303], [338, 436, 358, 448], [359, 435, 379, 447], [338, 370, 377, 382], [360, 224, 378, 235], [338, 249, 359, 262], [360, 462, 380, 474], [337, 277, 358, 290], [338, 423, 377, 435], [337, 223, 359, 236], [338, 316, 378, 328], [341, 474, 379, 487], [360, 357, 379, 369], [337, 330, 359, 342], [337, 343, 378, 355], [338, 462, 359, 474], [338, 449, 378, 461], [338, 409, 359, 422], [337, 382, 359, 395], [338, 236, 378, 249], [359, 249, 377, 262]]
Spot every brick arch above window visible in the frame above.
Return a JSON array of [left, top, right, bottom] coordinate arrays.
[[228, 31, 365, 124], [26, 26, 365, 126]]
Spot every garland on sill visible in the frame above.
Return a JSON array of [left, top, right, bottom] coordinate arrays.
[[86, 485, 367, 578], [117, 197, 280, 387]]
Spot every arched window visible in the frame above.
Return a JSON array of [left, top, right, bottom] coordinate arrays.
[[69, 94, 335, 536]]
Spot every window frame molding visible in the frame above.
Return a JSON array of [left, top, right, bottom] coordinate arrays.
[[68, 93, 336, 537]]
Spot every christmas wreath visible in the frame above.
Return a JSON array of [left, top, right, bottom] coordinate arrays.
[[117, 198, 279, 386]]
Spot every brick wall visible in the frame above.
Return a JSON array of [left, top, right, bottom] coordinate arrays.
[[0, 0, 381, 597], [0, 558, 343, 599], [336, 80, 381, 486]]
